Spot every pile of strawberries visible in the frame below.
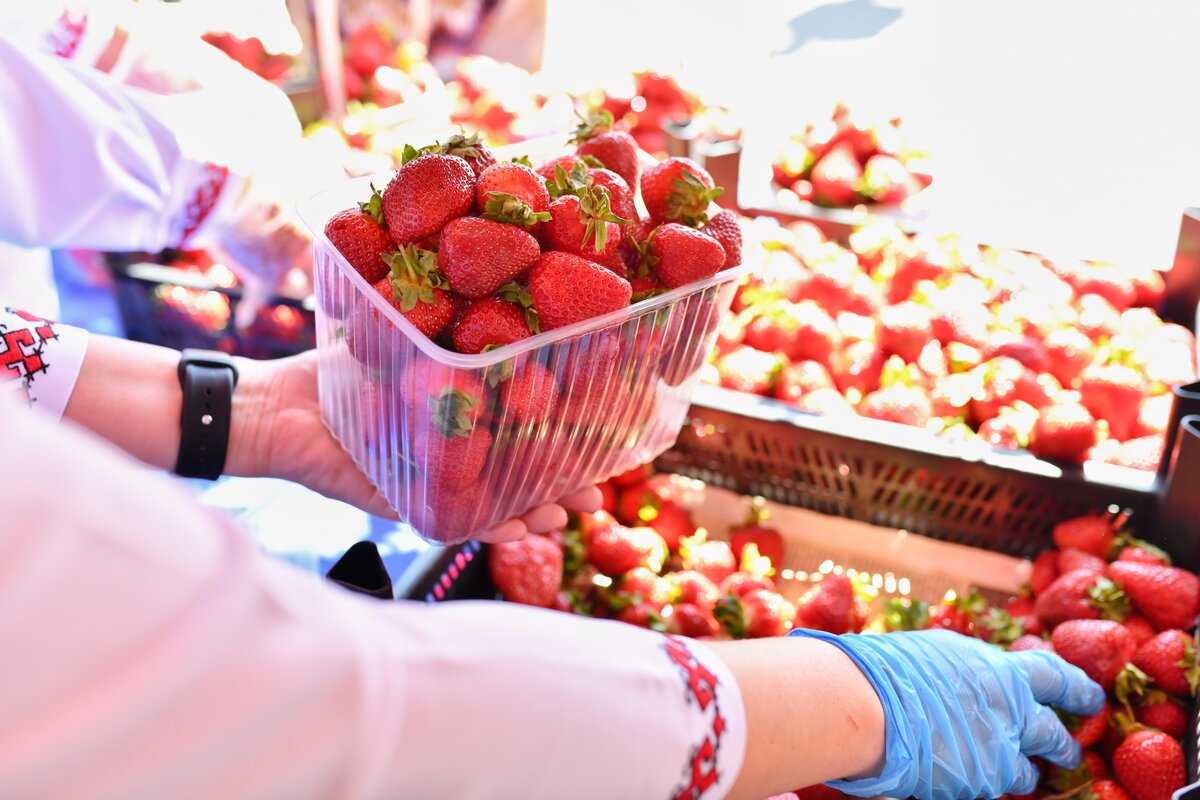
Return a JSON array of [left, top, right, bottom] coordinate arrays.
[[770, 103, 933, 209], [490, 462, 1200, 799], [709, 219, 1196, 470]]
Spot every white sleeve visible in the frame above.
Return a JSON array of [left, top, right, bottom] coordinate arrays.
[[0, 34, 249, 252], [0, 307, 88, 421], [0, 399, 748, 800]]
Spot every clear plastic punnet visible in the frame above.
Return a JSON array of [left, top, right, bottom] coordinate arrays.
[[299, 174, 751, 544]]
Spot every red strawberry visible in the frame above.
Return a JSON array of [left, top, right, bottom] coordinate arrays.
[[586, 525, 667, 577], [969, 357, 1053, 425], [597, 480, 617, 515], [644, 500, 695, 552], [611, 463, 652, 488], [452, 296, 533, 354], [1075, 267, 1136, 311], [616, 601, 666, 629], [1051, 619, 1136, 689], [1061, 700, 1111, 747], [670, 570, 720, 608], [730, 524, 785, 570], [1059, 548, 1108, 575], [1009, 634, 1054, 652], [666, 602, 720, 638], [774, 360, 836, 405], [1079, 363, 1145, 441], [985, 334, 1050, 374], [586, 168, 638, 237], [1132, 629, 1199, 696], [437, 217, 540, 299], [829, 339, 886, 395], [489, 534, 562, 608], [1044, 327, 1096, 388], [1054, 514, 1116, 557], [498, 363, 558, 423], [1108, 561, 1200, 632], [400, 366, 487, 428], [1113, 730, 1185, 800], [927, 592, 987, 636], [720, 572, 778, 600], [644, 222, 727, 290], [716, 588, 794, 639], [617, 565, 672, 607], [793, 573, 857, 634], [544, 189, 626, 262], [475, 161, 552, 228], [716, 346, 785, 394], [701, 210, 743, 269], [434, 131, 496, 179], [382, 152, 475, 244], [572, 111, 640, 190], [641, 157, 721, 226], [978, 415, 1025, 449], [792, 787, 844, 800], [528, 251, 632, 330], [784, 302, 843, 366], [1035, 569, 1128, 628], [889, 239, 951, 304], [878, 302, 935, 363], [415, 425, 493, 492], [324, 189, 395, 284], [1029, 403, 1098, 463], [795, 387, 856, 416], [372, 246, 455, 339], [1031, 550, 1061, 595], [1125, 615, 1158, 648], [1117, 543, 1171, 567], [536, 154, 588, 181], [681, 536, 737, 585], [1090, 780, 1133, 800], [1077, 295, 1123, 343], [1135, 692, 1189, 739], [859, 384, 934, 427], [860, 153, 915, 205], [809, 143, 863, 207]]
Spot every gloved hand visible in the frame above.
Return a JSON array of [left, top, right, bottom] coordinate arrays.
[[787, 628, 1105, 800]]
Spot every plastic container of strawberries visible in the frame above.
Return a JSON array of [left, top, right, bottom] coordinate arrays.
[[297, 174, 751, 545]]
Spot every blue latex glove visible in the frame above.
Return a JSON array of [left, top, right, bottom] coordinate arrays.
[[788, 628, 1105, 800]]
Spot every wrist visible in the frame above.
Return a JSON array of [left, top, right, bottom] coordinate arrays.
[[224, 357, 278, 478]]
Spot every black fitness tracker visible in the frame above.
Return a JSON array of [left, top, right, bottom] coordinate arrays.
[[174, 349, 239, 480]]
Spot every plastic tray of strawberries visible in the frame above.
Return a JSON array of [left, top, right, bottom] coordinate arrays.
[[106, 253, 316, 359], [298, 135, 752, 544]]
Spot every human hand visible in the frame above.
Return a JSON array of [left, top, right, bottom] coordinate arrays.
[[228, 351, 602, 537], [786, 628, 1105, 800]]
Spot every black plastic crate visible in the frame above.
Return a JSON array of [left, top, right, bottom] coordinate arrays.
[[107, 254, 315, 360]]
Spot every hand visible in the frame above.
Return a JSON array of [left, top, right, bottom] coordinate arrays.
[[786, 628, 1105, 800], [228, 351, 602, 538]]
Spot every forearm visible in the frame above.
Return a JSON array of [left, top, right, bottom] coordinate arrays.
[[711, 637, 886, 799]]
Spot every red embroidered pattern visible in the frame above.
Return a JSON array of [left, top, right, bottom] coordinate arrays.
[[0, 309, 59, 406], [48, 10, 88, 59], [664, 635, 728, 800], [179, 164, 230, 244]]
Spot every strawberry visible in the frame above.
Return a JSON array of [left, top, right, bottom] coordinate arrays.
[[1059, 548, 1108, 575], [859, 384, 933, 427], [544, 188, 627, 262], [611, 463, 652, 488], [434, 131, 496, 179], [616, 601, 666, 630], [1009, 634, 1054, 652], [1113, 730, 1185, 800], [437, 216, 540, 298], [1054, 515, 1116, 558], [810, 143, 862, 207], [829, 339, 886, 395], [498, 363, 558, 423], [889, 240, 951, 304], [528, 251, 632, 330], [641, 157, 721, 226], [1051, 619, 1136, 689], [373, 246, 454, 339], [1059, 700, 1111, 747], [475, 161, 552, 228], [586, 524, 667, 577], [1075, 266, 1136, 311], [1090, 780, 1133, 800], [784, 302, 843, 366], [1116, 541, 1171, 567], [774, 360, 836, 405], [572, 110, 640, 190], [729, 510, 785, 569], [720, 572, 777, 600], [400, 365, 487, 427], [792, 787, 844, 800], [1079, 363, 1145, 442], [615, 481, 663, 527], [969, 357, 1052, 425], [586, 168, 638, 238], [670, 570, 720, 608], [1031, 550, 1061, 595], [716, 346, 785, 394], [616, 565, 672, 607], [1044, 327, 1096, 388], [597, 481, 617, 515], [1107, 435, 1166, 471], [985, 334, 1050, 374], [715, 588, 794, 639], [1130, 626, 1196, 694], [1077, 294, 1123, 342], [415, 425, 493, 492], [1035, 569, 1128, 628], [452, 295, 534, 354], [978, 415, 1025, 449], [927, 591, 987, 636], [1108, 561, 1200, 632], [489, 534, 562, 608], [1134, 691, 1189, 738], [795, 387, 856, 416], [382, 152, 475, 244], [643, 222, 727, 290], [860, 153, 914, 205], [680, 534, 737, 585], [878, 302, 935, 363], [1125, 615, 1158, 648], [644, 500, 695, 552], [666, 602, 720, 638], [701, 210, 743, 269], [536, 154, 589, 181], [324, 188, 395, 284], [1029, 403, 1098, 463], [793, 573, 857, 634]]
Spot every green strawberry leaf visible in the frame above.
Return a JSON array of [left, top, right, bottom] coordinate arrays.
[[882, 598, 930, 631], [664, 170, 724, 227], [481, 192, 551, 229], [400, 143, 423, 165], [510, 154, 533, 167], [1088, 576, 1130, 622], [580, 154, 605, 169], [570, 108, 614, 144], [428, 387, 479, 440], [713, 595, 748, 639], [438, 130, 483, 160], [357, 184, 387, 228]]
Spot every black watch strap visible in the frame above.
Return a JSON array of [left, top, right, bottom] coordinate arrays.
[[175, 349, 239, 480]]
